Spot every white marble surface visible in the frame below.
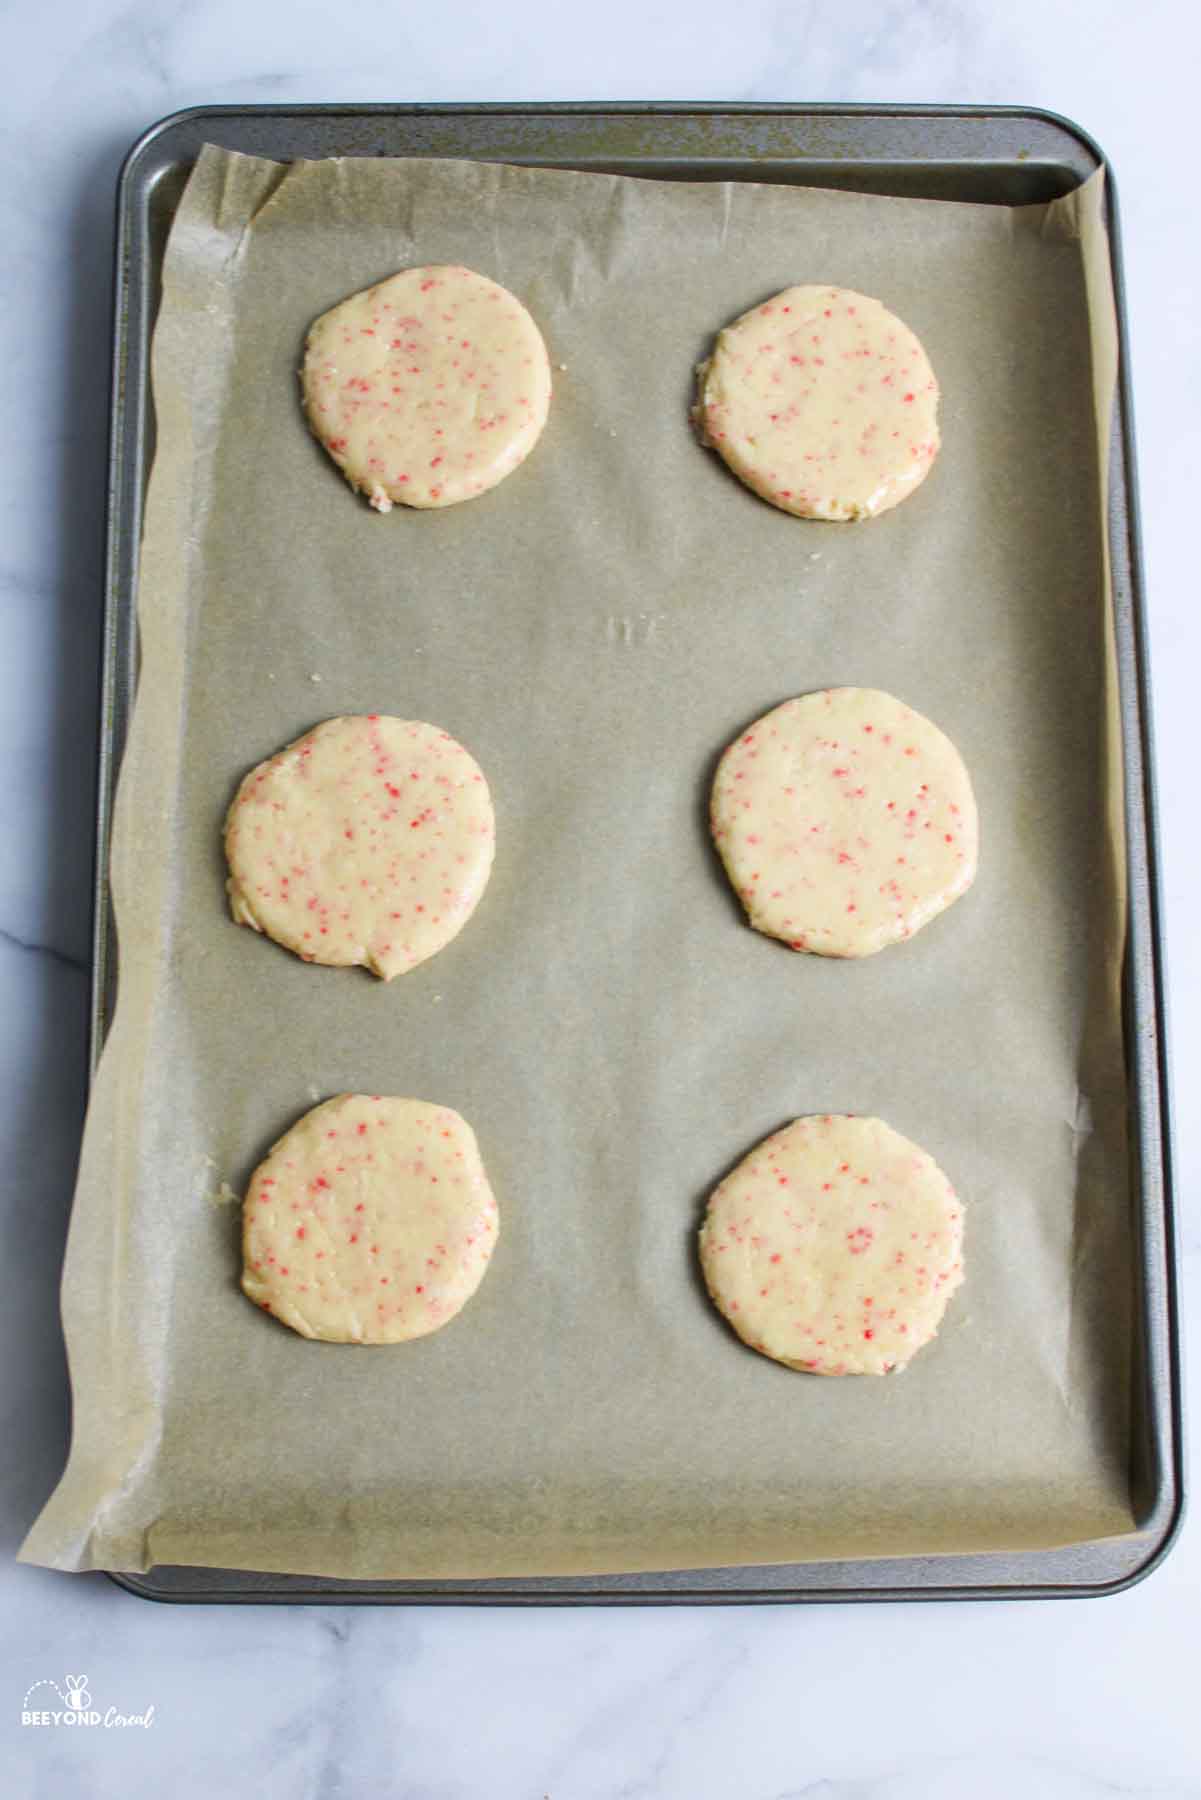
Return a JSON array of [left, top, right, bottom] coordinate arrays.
[[4, 2, 1199, 1795]]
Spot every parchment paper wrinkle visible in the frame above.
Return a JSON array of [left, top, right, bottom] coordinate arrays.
[[22, 149, 1136, 1578]]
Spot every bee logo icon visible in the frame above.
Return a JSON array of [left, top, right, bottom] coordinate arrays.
[[64, 1677, 91, 1712]]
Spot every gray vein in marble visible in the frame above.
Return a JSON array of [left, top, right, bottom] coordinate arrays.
[[0, 925, 88, 976], [541, 1630, 750, 1800], [302, 1611, 429, 1800], [774, 1756, 1195, 1800]]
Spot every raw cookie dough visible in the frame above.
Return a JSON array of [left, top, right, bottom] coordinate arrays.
[[694, 285, 940, 520], [699, 1114, 964, 1375], [242, 1094, 499, 1343], [302, 265, 552, 510], [711, 687, 977, 957], [225, 714, 495, 980]]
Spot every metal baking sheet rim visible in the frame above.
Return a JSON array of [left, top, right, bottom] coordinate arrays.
[[89, 103, 1184, 1604]]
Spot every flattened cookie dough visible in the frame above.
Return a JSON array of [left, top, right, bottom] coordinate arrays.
[[695, 285, 940, 520], [225, 715, 495, 980], [242, 1094, 499, 1343], [302, 265, 552, 510], [699, 1115, 964, 1375], [711, 688, 977, 957]]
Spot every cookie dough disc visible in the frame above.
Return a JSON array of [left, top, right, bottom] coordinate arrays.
[[695, 285, 940, 520], [225, 715, 495, 980], [711, 687, 977, 957], [302, 265, 552, 511], [700, 1115, 964, 1375], [242, 1095, 500, 1343]]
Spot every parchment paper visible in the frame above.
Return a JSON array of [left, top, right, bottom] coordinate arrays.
[[22, 146, 1136, 1578]]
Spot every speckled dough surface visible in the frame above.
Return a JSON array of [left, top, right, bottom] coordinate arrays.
[[695, 285, 940, 520], [699, 1115, 964, 1376], [711, 687, 977, 957], [242, 1094, 500, 1343], [225, 714, 495, 980], [302, 264, 552, 510]]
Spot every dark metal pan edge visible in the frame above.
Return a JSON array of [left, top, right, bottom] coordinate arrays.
[[1100, 169, 1188, 1574]]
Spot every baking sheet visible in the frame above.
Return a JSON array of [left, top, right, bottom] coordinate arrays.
[[23, 144, 1136, 1579]]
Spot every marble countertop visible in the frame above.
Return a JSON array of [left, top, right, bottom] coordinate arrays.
[[4, 2, 1198, 1795]]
